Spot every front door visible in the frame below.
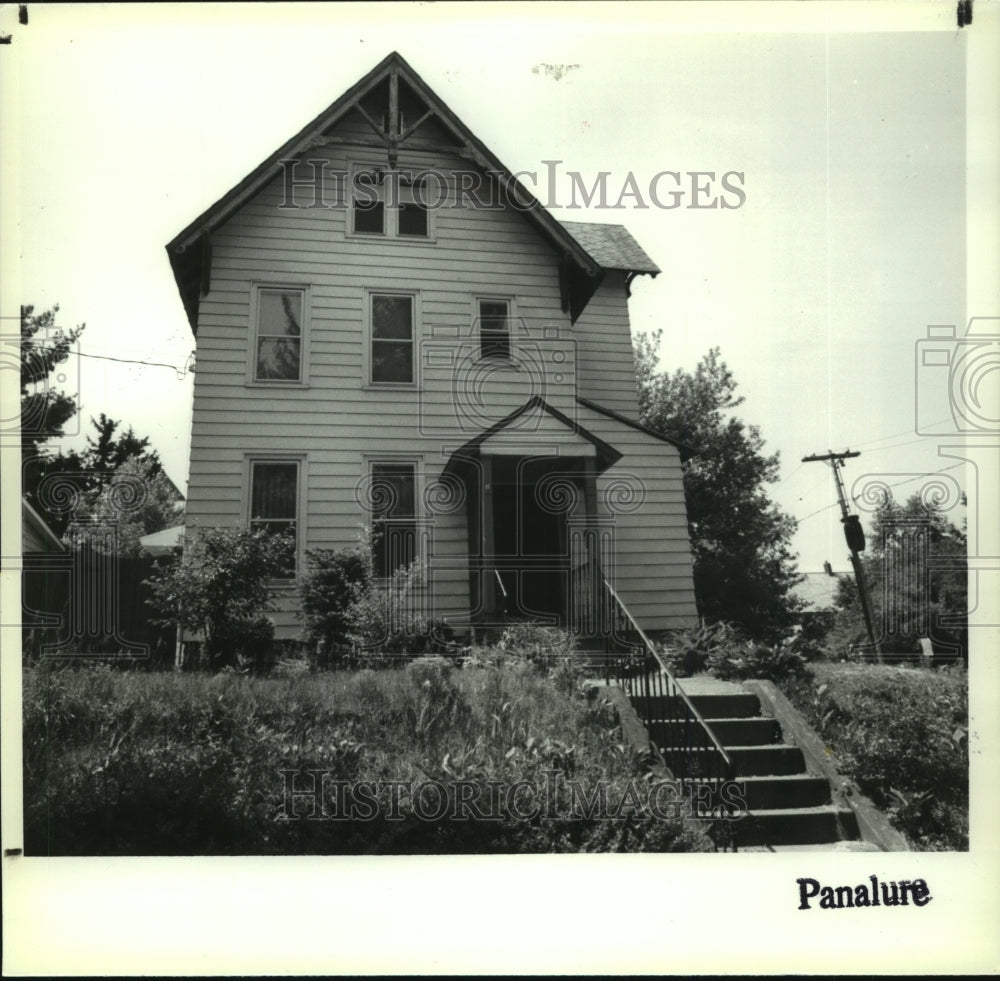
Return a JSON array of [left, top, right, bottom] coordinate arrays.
[[491, 456, 576, 624]]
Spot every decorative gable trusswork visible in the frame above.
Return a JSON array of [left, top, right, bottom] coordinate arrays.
[[167, 51, 664, 334]]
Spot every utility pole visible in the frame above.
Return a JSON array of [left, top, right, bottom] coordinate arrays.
[[802, 450, 882, 661]]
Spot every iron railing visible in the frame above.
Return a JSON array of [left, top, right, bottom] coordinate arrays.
[[599, 578, 735, 799]]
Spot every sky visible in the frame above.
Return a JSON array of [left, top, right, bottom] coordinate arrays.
[[2, 1, 988, 578]]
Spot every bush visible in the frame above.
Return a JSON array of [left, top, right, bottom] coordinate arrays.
[[344, 557, 454, 659], [659, 620, 743, 677], [707, 633, 810, 682], [781, 663, 968, 850], [145, 526, 294, 671], [495, 622, 576, 665], [298, 541, 372, 666]]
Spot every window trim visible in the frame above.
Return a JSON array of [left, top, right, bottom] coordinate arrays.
[[247, 282, 311, 388], [363, 288, 421, 390], [345, 159, 437, 244], [243, 454, 307, 583], [362, 455, 424, 581], [472, 294, 519, 364]]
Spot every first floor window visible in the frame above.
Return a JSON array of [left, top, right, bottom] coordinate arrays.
[[478, 298, 511, 359], [254, 287, 304, 382], [250, 460, 298, 576], [370, 293, 414, 384], [370, 462, 416, 578]]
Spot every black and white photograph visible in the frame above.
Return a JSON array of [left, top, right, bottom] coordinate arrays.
[[2, 1, 998, 974]]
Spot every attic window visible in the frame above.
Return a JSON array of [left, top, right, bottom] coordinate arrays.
[[398, 175, 428, 237], [353, 168, 385, 235], [350, 165, 429, 239]]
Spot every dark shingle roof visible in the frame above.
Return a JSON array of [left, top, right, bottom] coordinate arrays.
[[559, 221, 660, 275]]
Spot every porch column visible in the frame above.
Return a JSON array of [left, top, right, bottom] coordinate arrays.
[[581, 457, 602, 640], [478, 454, 498, 622]]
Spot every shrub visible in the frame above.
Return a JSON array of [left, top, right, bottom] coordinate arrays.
[[298, 540, 372, 667], [495, 621, 576, 665], [659, 620, 743, 677], [344, 557, 454, 658], [707, 633, 809, 682], [145, 526, 294, 671]]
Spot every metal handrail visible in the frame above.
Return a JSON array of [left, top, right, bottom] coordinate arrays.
[[601, 577, 735, 779], [493, 568, 508, 600]]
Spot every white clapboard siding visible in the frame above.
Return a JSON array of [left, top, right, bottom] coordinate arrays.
[[185, 117, 694, 636]]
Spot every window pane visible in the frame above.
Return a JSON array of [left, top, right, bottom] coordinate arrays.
[[479, 300, 510, 359], [354, 201, 384, 234], [251, 463, 297, 520], [258, 291, 302, 337], [372, 295, 412, 339], [398, 201, 428, 237], [371, 464, 416, 518], [256, 337, 301, 380], [371, 340, 413, 383]]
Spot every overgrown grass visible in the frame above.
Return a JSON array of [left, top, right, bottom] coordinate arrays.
[[780, 662, 968, 851], [23, 658, 712, 855]]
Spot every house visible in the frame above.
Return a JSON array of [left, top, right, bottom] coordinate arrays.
[[166, 52, 698, 644]]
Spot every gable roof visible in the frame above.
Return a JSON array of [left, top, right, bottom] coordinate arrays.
[[576, 397, 694, 461], [22, 498, 65, 554], [166, 51, 607, 333], [560, 222, 661, 275], [444, 396, 623, 475]]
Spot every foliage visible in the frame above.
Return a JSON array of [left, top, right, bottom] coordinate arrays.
[[826, 492, 968, 662], [25, 411, 175, 539], [343, 555, 454, 659], [634, 336, 804, 642], [705, 634, 810, 682], [298, 539, 373, 665], [661, 619, 811, 682], [495, 621, 577, 664], [22, 659, 712, 855], [659, 620, 743, 677], [19, 304, 85, 459], [62, 457, 184, 557], [144, 526, 294, 671], [781, 662, 968, 850]]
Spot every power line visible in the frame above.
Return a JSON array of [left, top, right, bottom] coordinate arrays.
[[796, 462, 966, 524], [24, 345, 192, 376]]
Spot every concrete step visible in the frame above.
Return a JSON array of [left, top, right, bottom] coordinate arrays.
[[728, 774, 832, 810], [649, 717, 782, 746], [717, 806, 861, 847], [633, 692, 763, 719], [656, 743, 807, 779]]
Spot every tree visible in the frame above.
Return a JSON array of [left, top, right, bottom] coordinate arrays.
[[63, 457, 184, 557], [144, 526, 295, 670], [634, 335, 803, 641], [828, 493, 968, 661], [20, 304, 85, 459], [25, 413, 172, 538]]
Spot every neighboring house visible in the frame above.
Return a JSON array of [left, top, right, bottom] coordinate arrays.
[[166, 51, 697, 642]]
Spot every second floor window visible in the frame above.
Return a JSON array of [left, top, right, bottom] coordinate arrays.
[[253, 287, 305, 382], [370, 293, 414, 384]]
